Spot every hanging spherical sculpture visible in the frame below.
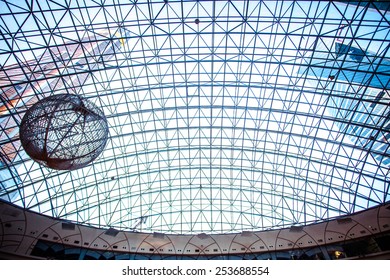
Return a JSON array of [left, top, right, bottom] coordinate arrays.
[[19, 94, 109, 170]]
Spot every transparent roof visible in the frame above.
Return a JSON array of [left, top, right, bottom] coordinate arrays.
[[0, 0, 389, 234]]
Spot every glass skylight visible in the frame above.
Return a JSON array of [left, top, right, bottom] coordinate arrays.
[[0, 0, 389, 234]]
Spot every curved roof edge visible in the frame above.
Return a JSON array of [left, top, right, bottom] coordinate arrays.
[[1, 199, 389, 259]]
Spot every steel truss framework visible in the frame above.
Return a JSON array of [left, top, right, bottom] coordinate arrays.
[[0, 0, 389, 234]]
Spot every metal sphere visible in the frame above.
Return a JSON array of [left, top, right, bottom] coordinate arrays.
[[20, 94, 109, 170]]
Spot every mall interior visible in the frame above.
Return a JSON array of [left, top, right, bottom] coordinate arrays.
[[0, 0, 389, 259]]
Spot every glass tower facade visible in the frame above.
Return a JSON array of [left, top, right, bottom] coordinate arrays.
[[0, 1, 389, 235], [0, 30, 128, 164], [298, 37, 390, 166]]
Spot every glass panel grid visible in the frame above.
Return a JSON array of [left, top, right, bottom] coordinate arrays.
[[0, 0, 389, 234]]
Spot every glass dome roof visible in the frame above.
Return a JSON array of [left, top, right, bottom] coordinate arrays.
[[0, 0, 389, 234]]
